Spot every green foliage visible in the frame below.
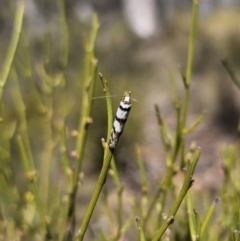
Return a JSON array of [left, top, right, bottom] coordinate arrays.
[[0, 1, 239, 241]]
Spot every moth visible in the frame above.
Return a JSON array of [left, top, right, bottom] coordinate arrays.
[[109, 91, 132, 149]]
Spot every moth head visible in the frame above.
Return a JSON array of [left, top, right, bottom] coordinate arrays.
[[122, 91, 131, 103]]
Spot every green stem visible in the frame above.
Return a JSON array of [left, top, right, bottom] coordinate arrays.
[[143, 186, 162, 229], [152, 149, 200, 241], [135, 216, 146, 241], [181, 0, 199, 128], [186, 192, 196, 241], [74, 73, 114, 241], [183, 112, 206, 134], [135, 144, 149, 196], [72, 16, 99, 186], [201, 197, 220, 236], [38, 94, 53, 211], [185, 0, 199, 86], [110, 157, 124, 241], [222, 59, 240, 90], [181, 88, 190, 130], [17, 135, 48, 233], [59, 125, 73, 189], [99, 73, 114, 144], [0, 0, 25, 101], [67, 59, 98, 236], [74, 150, 113, 241], [67, 16, 99, 228], [12, 70, 51, 236], [57, 0, 69, 69]]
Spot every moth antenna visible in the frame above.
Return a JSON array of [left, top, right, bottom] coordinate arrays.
[[93, 95, 161, 117], [92, 95, 121, 100], [132, 98, 161, 117]]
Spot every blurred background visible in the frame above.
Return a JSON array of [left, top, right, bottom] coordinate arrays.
[[1, 0, 240, 236]]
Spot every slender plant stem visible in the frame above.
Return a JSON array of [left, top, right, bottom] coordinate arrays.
[[67, 60, 98, 235], [201, 197, 220, 236], [12, 70, 51, 236], [186, 192, 196, 241], [66, 16, 99, 237], [39, 94, 53, 211], [0, 0, 25, 101], [135, 144, 149, 195], [74, 73, 114, 241], [152, 149, 200, 241], [99, 73, 114, 144], [135, 144, 149, 218], [222, 59, 240, 90], [72, 16, 99, 190], [59, 125, 73, 189], [143, 186, 162, 229], [75, 150, 113, 241], [181, 0, 199, 128], [183, 112, 206, 134], [57, 0, 69, 69], [110, 157, 124, 241], [185, 0, 199, 86], [135, 216, 146, 241]]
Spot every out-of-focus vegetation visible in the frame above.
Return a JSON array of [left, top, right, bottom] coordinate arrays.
[[0, 0, 240, 241]]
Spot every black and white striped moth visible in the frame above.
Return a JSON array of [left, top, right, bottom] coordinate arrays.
[[109, 91, 132, 149]]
